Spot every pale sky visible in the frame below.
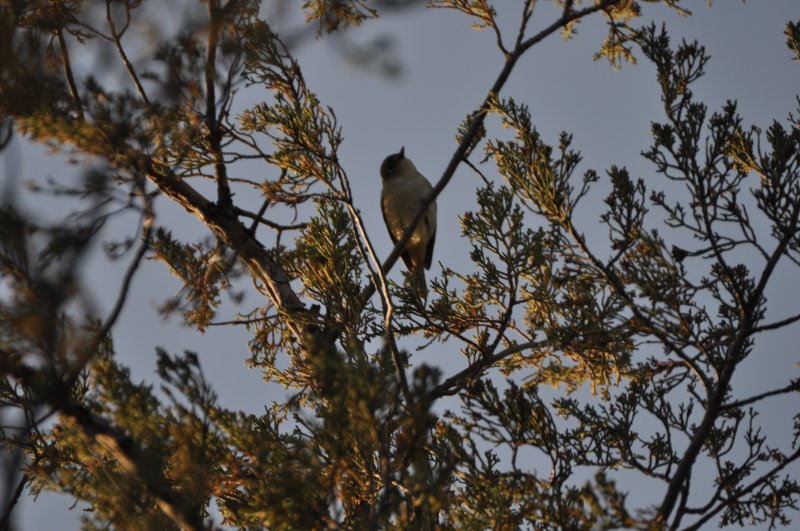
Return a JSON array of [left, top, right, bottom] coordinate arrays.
[[6, 1, 800, 528]]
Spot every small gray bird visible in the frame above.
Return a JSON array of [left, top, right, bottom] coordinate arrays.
[[380, 147, 437, 282]]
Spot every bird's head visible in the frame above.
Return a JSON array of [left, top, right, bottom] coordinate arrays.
[[380, 146, 416, 180]]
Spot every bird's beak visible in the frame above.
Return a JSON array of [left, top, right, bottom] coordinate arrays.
[[399, 146, 405, 159]]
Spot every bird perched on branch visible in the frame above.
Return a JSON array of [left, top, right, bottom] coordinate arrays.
[[380, 147, 437, 283]]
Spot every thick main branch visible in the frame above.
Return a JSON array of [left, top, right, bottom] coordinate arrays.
[[142, 160, 306, 338]]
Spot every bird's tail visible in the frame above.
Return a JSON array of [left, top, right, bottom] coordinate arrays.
[[410, 267, 428, 300]]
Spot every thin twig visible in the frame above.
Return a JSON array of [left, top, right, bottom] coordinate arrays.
[[56, 29, 84, 121], [236, 206, 307, 232], [0, 468, 27, 528], [98, 198, 153, 341], [205, 0, 233, 210], [462, 157, 492, 186], [107, 1, 150, 107], [248, 197, 272, 235], [208, 316, 276, 326], [432, 340, 545, 398], [343, 202, 412, 404], [752, 311, 800, 333], [721, 381, 800, 411]]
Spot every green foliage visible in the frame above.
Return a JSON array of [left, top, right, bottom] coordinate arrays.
[[488, 97, 595, 224], [151, 228, 239, 331], [2, 3, 800, 531], [786, 20, 800, 61], [302, 0, 378, 33], [292, 200, 368, 338], [429, 0, 498, 31], [241, 20, 346, 202]]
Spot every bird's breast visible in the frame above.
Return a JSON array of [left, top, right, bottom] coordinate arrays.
[[381, 175, 435, 245]]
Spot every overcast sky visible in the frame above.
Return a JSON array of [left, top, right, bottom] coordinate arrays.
[[7, 1, 800, 528]]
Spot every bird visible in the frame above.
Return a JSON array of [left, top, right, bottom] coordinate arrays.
[[380, 147, 437, 283]]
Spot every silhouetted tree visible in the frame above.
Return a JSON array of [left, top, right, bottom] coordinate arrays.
[[1, 1, 799, 529]]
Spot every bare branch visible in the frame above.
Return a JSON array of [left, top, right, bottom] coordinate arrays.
[[106, 1, 151, 107], [56, 29, 84, 121], [432, 340, 545, 398], [752, 311, 800, 333], [721, 381, 800, 411], [206, 0, 233, 210]]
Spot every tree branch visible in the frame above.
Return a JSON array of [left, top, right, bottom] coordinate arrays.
[[236, 206, 307, 233], [752, 311, 800, 333], [721, 381, 800, 411], [432, 340, 545, 398], [56, 29, 84, 121], [656, 198, 800, 525], [681, 446, 800, 531], [61, 403, 204, 530], [205, 0, 233, 210], [142, 160, 306, 337], [107, 0, 150, 108], [98, 203, 152, 342], [0, 465, 28, 529], [2, 363, 205, 531]]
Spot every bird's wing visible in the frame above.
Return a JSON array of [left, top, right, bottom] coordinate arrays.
[[381, 194, 414, 271], [424, 216, 436, 270], [421, 178, 436, 270]]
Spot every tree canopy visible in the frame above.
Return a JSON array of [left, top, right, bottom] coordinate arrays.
[[1, 0, 800, 529]]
